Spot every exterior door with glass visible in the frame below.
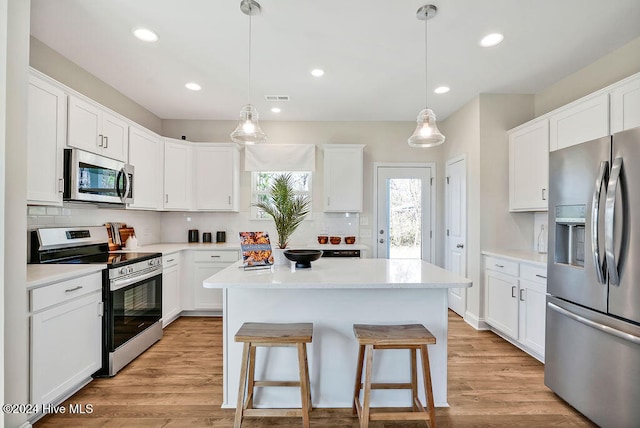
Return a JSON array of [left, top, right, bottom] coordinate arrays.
[[375, 165, 433, 261]]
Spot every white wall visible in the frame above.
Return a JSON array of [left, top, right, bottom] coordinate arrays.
[[4, 1, 29, 427], [0, 0, 7, 424]]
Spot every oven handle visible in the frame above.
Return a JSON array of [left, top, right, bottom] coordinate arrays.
[[110, 268, 161, 292]]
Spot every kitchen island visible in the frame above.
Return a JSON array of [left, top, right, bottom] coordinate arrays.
[[203, 258, 471, 409]]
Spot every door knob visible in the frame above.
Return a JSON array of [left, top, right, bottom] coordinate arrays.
[[456, 243, 464, 249], [379, 238, 384, 244]]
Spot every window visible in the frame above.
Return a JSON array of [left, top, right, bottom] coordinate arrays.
[[251, 171, 312, 219]]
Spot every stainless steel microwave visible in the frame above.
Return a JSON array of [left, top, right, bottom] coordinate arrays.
[[63, 149, 134, 205]]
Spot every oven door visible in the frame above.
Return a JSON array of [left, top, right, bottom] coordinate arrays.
[[64, 148, 134, 204], [105, 271, 162, 352]]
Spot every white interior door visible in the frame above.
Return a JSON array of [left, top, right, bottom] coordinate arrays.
[[445, 156, 467, 316], [375, 165, 433, 261]]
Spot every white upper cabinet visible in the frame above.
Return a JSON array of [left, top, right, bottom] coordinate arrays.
[[610, 74, 640, 133], [193, 143, 240, 211], [163, 139, 192, 210], [509, 119, 549, 211], [68, 95, 129, 161], [322, 144, 364, 212], [27, 74, 66, 206], [128, 126, 163, 210], [549, 93, 609, 151]]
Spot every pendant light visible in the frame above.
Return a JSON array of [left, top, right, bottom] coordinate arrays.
[[408, 4, 445, 148], [231, 0, 266, 144]]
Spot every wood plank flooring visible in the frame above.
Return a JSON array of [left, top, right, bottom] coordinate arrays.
[[35, 312, 595, 427]]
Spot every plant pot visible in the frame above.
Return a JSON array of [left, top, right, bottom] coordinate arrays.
[[271, 248, 289, 266]]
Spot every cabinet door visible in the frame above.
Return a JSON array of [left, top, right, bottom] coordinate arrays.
[[101, 111, 128, 161], [549, 93, 609, 151], [193, 264, 223, 310], [128, 126, 162, 210], [162, 261, 181, 327], [518, 279, 547, 359], [485, 270, 519, 340], [194, 145, 239, 211], [27, 75, 66, 206], [509, 120, 549, 211], [31, 291, 102, 405], [610, 75, 640, 133], [323, 145, 364, 212], [68, 95, 101, 153], [164, 141, 192, 210]]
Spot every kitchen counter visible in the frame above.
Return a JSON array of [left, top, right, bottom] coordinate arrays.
[[27, 264, 106, 289], [482, 249, 547, 267], [204, 258, 471, 410], [117, 242, 241, 254]]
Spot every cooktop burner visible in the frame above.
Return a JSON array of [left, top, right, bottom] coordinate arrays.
[[59, 251, 161, 267]]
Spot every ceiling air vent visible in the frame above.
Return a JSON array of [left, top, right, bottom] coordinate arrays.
[[265, 95, 290, 101]]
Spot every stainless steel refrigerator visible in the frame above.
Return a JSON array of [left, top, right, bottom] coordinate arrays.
[[546, 126, 640, 427]]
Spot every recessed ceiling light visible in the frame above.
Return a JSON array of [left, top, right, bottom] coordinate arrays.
[[434, 86, 450, 94], [185, 82, 201, 91], [132, 27, 158, 42], [311, 69, 325, 77], [271, 107, 281, 113], [479, 33, 504, 47]]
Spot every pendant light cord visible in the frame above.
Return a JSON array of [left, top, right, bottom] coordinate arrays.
[[424, 17, 428, 109], [247, 8, 252, 105]]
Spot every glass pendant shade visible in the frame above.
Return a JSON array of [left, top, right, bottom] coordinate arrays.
[[408, 108, 445, 147], [231, 104, 266, 144]]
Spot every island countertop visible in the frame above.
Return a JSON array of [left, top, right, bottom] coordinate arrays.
[[203, 258, 472, 289]]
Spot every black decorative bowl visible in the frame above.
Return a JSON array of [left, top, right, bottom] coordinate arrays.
[[284, 249, 323, 269]]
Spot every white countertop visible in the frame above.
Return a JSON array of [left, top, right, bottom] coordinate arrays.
[[482, 249, 547, 267], [27, 264, 106, 289], [117, 242, 242, 254], [204, 258, 472, 289]]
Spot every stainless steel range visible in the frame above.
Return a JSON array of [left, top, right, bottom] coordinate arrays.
[[30, 226, 163, 377]]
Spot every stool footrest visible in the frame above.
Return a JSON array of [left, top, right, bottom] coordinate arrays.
[[359, 382, 413, 390], [243, 408, 303, 418], [370, 412, 430, 421], [254, 380, 300, 387]]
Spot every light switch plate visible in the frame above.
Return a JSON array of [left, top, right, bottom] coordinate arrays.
[[360, 216, 369, 226]]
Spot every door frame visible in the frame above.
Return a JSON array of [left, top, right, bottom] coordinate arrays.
[[372, 162, 437, 260], [445, 154, 468, 316]]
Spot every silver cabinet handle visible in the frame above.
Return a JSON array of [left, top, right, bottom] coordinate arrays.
[[495, 264, 505, 268], [58, 178, 64, 193], [605, 157, 622, 286], [519, 288, 525, 301], [327, 197, 330, 206], [165, 194, 169, 204], [97, 301, 104, 317], [98, 134, 104, 147], [166, 258, 175, 263], [548, 302, 640, 345], [104, 136, 109, 148], [456, 243, 464, 249], [591, 160, 608, 285], [228, 195, 231, 205], [511, 285, 516, 298], [65, 285, 83, 293], [535, 274, 547, 279], [211, 255, 221, 258], [542, 188, 547, 201]]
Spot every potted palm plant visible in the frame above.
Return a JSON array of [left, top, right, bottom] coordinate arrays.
[[252, 173, 311, 254]]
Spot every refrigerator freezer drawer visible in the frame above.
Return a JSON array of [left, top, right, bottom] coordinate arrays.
[[545, 296, 640, 427]]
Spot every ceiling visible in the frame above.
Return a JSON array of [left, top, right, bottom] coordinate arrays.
[[30, 0, 640, 122]]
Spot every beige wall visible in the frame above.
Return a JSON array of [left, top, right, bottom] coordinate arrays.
[[5, 1, 29, 427], [535, 36, 640, 116], [29, 37, 162, 134], [0, 0, 7, 418]]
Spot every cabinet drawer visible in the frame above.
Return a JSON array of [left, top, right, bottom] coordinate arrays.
[[31, 272, 102, 312], [521, 264, 548, 284], [163, 253, 180, 268], [485, 257, 519, 276], [193, 250, 238, 263]]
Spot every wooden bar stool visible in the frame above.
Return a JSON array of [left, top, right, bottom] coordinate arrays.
[[352, 324, 437, 428], [234, 322, 313, 428]]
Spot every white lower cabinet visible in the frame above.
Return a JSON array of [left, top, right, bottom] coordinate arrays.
[[30, 272, 103, 407], [183, 250, 239, 312], [484, 255, 547, 362], [162, 253, 181, 327]]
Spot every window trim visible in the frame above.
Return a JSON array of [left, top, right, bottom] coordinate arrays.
[[250, 171, 313, 220]]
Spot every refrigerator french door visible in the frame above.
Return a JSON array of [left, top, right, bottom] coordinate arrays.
[[546, 126, 640, 427]]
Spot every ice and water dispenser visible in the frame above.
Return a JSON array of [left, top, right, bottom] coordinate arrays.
[[554, 205, 586, 268]]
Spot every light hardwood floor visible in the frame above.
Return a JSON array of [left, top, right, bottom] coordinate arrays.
[[35, 312, 595, 427]]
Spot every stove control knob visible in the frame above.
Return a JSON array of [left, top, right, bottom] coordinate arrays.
[[128, 266, 134, 274], [119, 267, 128, 275]]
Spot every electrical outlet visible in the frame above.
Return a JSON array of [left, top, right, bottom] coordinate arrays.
[[360, 229, 372, 238]]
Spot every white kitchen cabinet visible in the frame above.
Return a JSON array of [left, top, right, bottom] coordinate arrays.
[[193, 143, 240, 211], [163, 139, 192, 210], [128, 126, 163, 210], [27, 74, 66, 206], [549, 93, 609, 151], [484, 254, 547, 362], [162, 253, 181, 327], [508, 119, 549, 211], [183, 250, 239, 312], [30, 272, 102, 407], [610, 74, 640, 133], [68, 95, 129, 161], [322, 144, 364, 212]]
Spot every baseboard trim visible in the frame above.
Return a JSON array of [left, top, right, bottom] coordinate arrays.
[[463, 311, 490, 330]]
